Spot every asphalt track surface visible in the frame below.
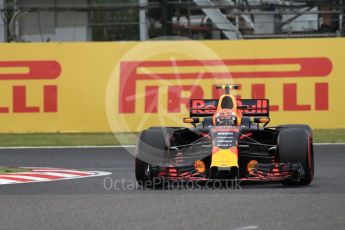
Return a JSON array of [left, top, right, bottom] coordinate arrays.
[[0, 145, 344, 230]]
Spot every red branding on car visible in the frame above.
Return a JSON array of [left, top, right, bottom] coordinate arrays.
[[190, 99, 269, 116]]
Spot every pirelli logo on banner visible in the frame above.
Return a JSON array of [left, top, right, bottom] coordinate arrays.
[[0, 61, 61, 113], [119, 57, 332, 114]]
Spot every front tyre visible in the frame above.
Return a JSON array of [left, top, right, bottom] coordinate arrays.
[[278, 124, 313, 136], [278, 128, 314, 186], [135, 157, 150, 186], [135, 128, 168, 186]]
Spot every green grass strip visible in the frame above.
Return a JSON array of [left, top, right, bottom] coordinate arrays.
[[0, 129, 343, 147], [0, 133, 138, 147], [0, 167, 31, 174], [313, 129, 345, 143]]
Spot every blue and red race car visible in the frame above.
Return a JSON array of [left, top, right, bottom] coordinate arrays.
[[135, 84, 314, 187]]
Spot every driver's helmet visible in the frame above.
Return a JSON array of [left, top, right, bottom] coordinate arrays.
[[214, 109, 238, 126], [213, 95, 242, 126]]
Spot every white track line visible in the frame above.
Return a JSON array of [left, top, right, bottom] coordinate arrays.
[[17, 171, 91, 177], [314, 143, 345, 145], [37, 172, 81, 178], [0, 175, 49, 182], [0, 178, 19, 184], [0, 145, 136, 149], [29, 169, 93, 174], [232, 226, 258, 230], [0, 170, 112, 185], [0, 143, 344, 150]]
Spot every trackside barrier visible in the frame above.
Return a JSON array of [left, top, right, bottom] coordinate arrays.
[[0, 38, 343, 132]]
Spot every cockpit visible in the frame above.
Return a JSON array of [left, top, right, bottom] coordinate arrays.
[[220, 96, 234, 109], [213, 95, 242, 126]]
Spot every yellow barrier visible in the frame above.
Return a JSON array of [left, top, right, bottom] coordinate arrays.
[[0, 38, 344, 132]]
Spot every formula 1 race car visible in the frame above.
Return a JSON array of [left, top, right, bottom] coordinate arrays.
[[135, 84, 314, 187]]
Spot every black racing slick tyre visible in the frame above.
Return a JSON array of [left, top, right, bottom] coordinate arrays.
[[135, 157, 149, 186], [278, 128, 314, 186], [135, 128, 168, 186], [278, 124, 313, 136]]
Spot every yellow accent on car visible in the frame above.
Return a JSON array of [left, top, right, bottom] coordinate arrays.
[[259, 117, 270, 123], [211, 148, 239, 168], [247, 160, 259, 173], [194, 160, 206, 173], [183, 118, 195, 123]]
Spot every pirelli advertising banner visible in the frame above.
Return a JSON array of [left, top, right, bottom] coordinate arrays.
[[0, 38, 343, 133]]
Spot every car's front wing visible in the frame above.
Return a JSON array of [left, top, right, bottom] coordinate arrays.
[[149, 162, 304, 182]]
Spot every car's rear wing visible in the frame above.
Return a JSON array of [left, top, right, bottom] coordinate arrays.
[[189, 99, 269, 117]]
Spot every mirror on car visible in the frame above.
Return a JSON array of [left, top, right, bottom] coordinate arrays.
[[183, 118, 200, 124], [253, 117, 270, 123]]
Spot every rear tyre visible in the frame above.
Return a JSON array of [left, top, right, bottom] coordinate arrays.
[[135, 128, 168, 186], [278, 128, 314, 186]]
